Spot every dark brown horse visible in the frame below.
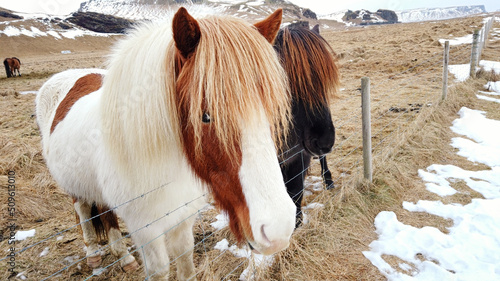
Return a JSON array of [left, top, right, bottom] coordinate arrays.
[[4, 57, 21, 78], [275, 24, 339, 227]]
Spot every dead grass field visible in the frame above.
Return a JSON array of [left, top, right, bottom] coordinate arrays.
[[0, 13, 499, 280]]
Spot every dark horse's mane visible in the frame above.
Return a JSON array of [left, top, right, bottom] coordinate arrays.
[[274, 25, 340, 227], [274, 26, 339, 109]]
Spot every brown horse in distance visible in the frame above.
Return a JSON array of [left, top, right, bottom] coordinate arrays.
[[4, 57, 21, 78]]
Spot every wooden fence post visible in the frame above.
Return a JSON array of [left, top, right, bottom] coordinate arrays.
[[483, 17, 494, 49], [470, 29, 480, 78], [478, 28, 484, 61], [361, 77, 372, 182], [442, 40, 450, 101]]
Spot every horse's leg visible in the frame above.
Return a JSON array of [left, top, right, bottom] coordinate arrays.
[[319, 156, 334, 190], [98, 206, 139, 272], [284, 155, 312, 228], [3, 60, 10, 78], [73, 198, 102, 268], [166, 217, 196, 281], [131, 227, 170, 280]]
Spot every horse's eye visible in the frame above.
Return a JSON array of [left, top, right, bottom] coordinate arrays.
[[202, 113, 211, 123]]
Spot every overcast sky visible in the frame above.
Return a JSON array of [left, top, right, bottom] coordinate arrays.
[[0, 0, 83, 15], [0, 0, 499, 16]]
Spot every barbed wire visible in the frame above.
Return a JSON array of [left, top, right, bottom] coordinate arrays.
[[43, 196, 209, 280], [0, 181, 177, 263]]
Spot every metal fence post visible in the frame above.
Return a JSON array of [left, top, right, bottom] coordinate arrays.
[[478, 28, 484, 62], [442, 40, 450, 101], [361, 77, 372, 182]]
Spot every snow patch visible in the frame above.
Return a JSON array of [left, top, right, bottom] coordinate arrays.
[[13, 229, 36, 241], [211, 213, 229, 230], [364, 90, 500, 280], [39, 247, 50, 257]]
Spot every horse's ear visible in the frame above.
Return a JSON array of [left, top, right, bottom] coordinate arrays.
[[311, 24, 320, 35], [172, 7, 201, 59], [254, 9, 282, 43]]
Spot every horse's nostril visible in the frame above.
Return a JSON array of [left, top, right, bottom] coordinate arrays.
[[321, 146, 333, 154], [317, 144, 332, 154], [316, 138, 333, 153], [253, 223, 291, 255], [260, 224, 271, 245], [309, 138, 332, 155]]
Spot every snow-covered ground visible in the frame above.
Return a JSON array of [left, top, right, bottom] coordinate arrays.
[[438, 34, 473, 46], [438, 17, 496, 47], [448, 60, 500, 83], [363, 60, 500, 280], [0, 24, 118, 39], [12, 229, 36, 241], [210, 71, 500, 280]]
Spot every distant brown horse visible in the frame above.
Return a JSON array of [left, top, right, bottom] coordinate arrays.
[[4, 57, 21, 78]]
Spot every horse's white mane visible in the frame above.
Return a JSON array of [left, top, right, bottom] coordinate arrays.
[[100, 19, 180, 175]]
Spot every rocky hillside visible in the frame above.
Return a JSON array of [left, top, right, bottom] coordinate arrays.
[[342, 9, 398, 25], [66, 12, 133, 33], [0, 9, 22, 19]]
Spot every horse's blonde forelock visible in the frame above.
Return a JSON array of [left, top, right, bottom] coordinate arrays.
[[179, 16, 290, 156], [100, 14, 290, 175]]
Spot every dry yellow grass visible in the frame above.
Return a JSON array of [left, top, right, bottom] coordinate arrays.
[[0, 12, 499, 280]]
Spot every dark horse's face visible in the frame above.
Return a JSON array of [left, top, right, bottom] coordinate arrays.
[[292, 99, 335, 156], [274, 26, 339, 158]]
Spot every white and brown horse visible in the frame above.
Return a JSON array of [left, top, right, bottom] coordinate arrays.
[[36, 8, 295, 280]]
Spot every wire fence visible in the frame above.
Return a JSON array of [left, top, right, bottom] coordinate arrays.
[[2, 14, 497, 281]]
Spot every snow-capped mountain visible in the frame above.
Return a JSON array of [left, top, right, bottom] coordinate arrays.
[[396, 5, 486, 23], [0, 0, 319, 42], [78, 0, 314, 22], [319, 5, 487, 24]]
